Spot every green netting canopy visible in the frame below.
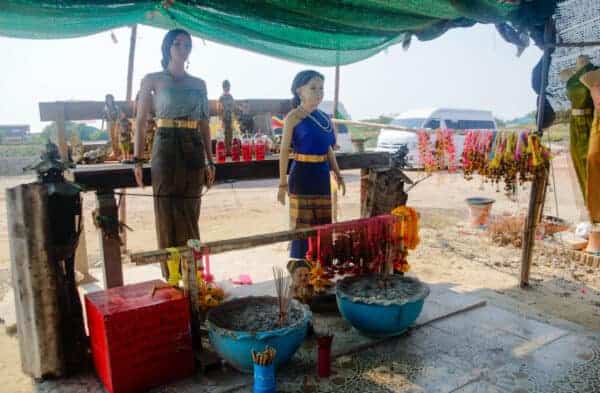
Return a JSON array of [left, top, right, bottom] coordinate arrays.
[[1, 1, 555, 66]]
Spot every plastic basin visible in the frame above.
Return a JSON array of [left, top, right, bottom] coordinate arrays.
[[206, 296, 311, 373], [336, 275, 429, 337]]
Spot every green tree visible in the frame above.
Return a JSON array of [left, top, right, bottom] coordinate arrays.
[[40, 121, 107, 142]]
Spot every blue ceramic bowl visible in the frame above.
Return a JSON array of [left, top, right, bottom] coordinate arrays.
[[206, 296, 311, 373], [336, 275, 429, 337]]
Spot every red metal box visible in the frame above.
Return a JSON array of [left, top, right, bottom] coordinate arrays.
[[85, 280, 195, 393]]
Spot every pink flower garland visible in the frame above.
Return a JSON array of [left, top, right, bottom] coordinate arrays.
[[417, 130, 436, 172]]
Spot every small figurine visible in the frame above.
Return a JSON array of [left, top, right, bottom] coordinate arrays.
[[286, 259, 313, 302], [118, 113, 133, 161], [104, 94, 121, 160]]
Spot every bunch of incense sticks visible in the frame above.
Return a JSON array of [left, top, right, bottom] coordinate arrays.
[[252, 346, 277, 366]]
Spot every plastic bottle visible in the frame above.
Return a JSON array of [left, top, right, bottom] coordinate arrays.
[[242, 134, 253, 162], [231, 137, 241, 162], [216, 133, 226, 163], [254, 130, 266, 161]]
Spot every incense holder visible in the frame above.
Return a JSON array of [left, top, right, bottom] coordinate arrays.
[[336, 274, 429, 337], [206, 296, 311, 373]]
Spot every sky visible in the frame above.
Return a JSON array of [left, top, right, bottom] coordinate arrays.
[[0, 23, 542, 133]]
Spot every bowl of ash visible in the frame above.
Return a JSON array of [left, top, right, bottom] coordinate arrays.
[[336, 274, 429, 337], [206, 296, 311, 373]]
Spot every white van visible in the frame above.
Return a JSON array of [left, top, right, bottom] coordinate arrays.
[[376, 108, 497, 167]]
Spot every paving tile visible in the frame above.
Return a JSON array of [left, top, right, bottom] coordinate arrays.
[[482, 333, 600, 393], [430, 305, 567, 344]]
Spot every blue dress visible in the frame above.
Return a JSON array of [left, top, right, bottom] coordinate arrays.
[[288, 109, 336, 259]]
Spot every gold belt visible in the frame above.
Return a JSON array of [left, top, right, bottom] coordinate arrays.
[[572, 108, 593, 116], [294, 153, 328, 163], [156, 119, 199, 129]]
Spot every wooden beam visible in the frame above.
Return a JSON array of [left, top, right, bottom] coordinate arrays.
[[131, 227, 318, 265], [96, 190, 123, 288], [71, 152, 390, 191], [333, 118, 418, 133], [39, 98, 293, 122]]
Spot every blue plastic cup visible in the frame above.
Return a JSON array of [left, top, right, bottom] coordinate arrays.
[[253, 363, 276, 393]]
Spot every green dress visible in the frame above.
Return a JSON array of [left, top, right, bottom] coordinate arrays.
[[566, 63, 596, 200]]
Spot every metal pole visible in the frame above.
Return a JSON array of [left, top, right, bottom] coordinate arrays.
[[520, 19, 553, 288], [120, 24, 137, 251]]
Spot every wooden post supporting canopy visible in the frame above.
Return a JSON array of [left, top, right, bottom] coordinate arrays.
[[119, 24, 138, 251], [520, 19, 553, 288], [96, 190, 124, 288]]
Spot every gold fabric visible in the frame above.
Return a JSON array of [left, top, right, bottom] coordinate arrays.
[[293, 153, 328, 163], [588, 114, 600, 223], [156, 118, 199, 129], [566, 63, 596, 199], [572, 108, 593, 116]]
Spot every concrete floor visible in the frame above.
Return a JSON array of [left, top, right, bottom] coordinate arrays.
[[35, 266, 600, 393]]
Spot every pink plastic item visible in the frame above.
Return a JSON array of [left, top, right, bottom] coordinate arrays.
[[232, 274, 253, 285]]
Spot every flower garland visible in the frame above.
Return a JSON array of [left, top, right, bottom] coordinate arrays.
[[419, 129, 458, 172], [390, 206, 420, 273], [461, 129, 551, 192], [417, 130, 436, 172]]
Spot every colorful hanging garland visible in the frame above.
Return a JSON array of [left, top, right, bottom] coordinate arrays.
[[462, 129, 551, 192], [303, 209, 421, 292]]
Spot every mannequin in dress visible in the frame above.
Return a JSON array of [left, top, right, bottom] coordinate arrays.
[[133, 29, 216, 271], [561, 55, 596, 201], [278, 70, 346, 268], [579, 68, 600, 253]]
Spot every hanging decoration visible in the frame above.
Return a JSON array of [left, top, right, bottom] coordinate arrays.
[[418, 129, 458, 172], [462, 129, 551, 192], [303, 210, 420, 294], [419, 128, 551, 193]]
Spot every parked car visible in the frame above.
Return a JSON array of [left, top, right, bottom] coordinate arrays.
[[376, 108, 497, 167]]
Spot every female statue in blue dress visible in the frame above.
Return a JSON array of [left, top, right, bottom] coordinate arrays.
[[277, 70, 346, 268]]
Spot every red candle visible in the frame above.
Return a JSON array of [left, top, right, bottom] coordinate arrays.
[[317, 335, 333, 378]]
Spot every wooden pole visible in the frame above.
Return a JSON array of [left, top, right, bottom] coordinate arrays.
[[520, 19, 553, 288], [126, 25, 137, 102], [333, 64, 340, 118], [56, 104, 68, 161], [97, 190, 124, 288], [120, 24, 137, 251]]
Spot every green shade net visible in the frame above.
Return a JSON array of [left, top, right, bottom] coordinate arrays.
[[0, 1, 555, 66]]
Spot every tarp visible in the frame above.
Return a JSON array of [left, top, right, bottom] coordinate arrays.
[[0, 1, 555, 66]]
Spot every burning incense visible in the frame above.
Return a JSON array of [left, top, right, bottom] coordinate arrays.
[[272, 267, 293, 327]]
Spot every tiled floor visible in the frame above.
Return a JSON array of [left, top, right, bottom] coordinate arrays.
[[37, 285, 600, 393]]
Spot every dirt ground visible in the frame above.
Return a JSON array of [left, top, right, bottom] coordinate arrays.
[[0, 152, 598, 391]]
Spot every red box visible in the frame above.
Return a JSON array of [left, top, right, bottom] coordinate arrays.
[[85, 280, 195, 393]]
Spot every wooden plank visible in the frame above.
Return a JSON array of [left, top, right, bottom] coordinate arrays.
[[72, 152, 390, 191], [96, 190, 123, 288], [6, 184, 63, 378], [131, 227, 317, 266], [39, 98, 293, 122]]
